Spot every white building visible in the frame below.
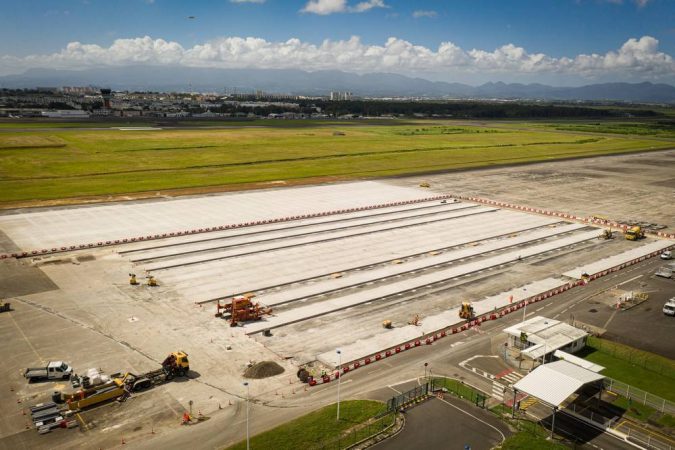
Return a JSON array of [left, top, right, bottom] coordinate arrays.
[[504, 316, 588, 362]]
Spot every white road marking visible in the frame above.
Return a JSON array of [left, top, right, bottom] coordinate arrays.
[[616, 274, 643, 287], [436, 396, 506, 442]]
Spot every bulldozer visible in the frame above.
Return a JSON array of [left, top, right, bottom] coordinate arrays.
[[459, 302, 475, 320], [624, 226, 645, 241]]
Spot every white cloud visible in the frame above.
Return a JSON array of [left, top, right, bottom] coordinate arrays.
[[301, 0, 347, 14], [230, 0, 266, 3], [349, 0, 388, 13], [412, 10, 437, 18], [300, 0, 387, 14], [2, 35, 673, 82]]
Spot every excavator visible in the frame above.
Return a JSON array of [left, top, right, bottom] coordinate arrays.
[[459, 302, 475, 320]]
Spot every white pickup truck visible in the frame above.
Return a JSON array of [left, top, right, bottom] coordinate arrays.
[[24, 361, 73, 382]]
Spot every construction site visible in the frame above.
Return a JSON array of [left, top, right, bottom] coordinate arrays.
[[0, 149, 673, 449]]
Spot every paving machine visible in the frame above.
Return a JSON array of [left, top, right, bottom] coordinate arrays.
[[215, 295, 272, 326], [459, 302, 475, 320]]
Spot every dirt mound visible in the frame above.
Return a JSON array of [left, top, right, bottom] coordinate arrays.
[[244, 361, 285, 379]]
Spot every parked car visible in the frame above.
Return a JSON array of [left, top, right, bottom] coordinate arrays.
[[661, 250, 672, 260], [663, 298, 675, 317]]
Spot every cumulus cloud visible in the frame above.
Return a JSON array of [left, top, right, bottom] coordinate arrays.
[[301, 0, 347, 14], [300, 0, 387, 14], [349, 0, 388, 13], [412, 10, 437, 18], [1, 35, 673, 82]]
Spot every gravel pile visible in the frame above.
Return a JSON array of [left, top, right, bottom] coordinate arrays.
[[244, 361, 285, 379]]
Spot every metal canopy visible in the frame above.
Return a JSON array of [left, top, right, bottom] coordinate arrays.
[[513, 360, 605, 407]]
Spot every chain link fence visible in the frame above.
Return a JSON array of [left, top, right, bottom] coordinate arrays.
[[603, 378, 675, 415], [588, 337, 675, 378]]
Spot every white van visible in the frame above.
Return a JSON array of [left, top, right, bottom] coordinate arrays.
[[664, 298, 675, 317]]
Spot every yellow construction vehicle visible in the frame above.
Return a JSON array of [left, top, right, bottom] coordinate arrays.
[[382, 320, 393, 329], [56, 351, 189, 411], [147, 275, 158, 287], [459, 302, 475, 320], [408, 314, 421, 326], [129, 273, 139, 285], [0, 300, 10, 313], [419, 182, 430, 188], [599, 229, 613, 240], [624, 226, 645, 241]]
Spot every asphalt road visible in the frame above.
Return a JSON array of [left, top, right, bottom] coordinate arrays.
[[376, 396, 509, 450]]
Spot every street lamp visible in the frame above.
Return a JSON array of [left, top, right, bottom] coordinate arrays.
[[243, 381, 250, 450], [424, 362, 428, 382], [521, 288, 528, 322], [336, 349, 342, 421]]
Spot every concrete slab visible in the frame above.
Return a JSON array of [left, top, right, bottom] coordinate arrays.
[[562, 240, 672, 279], [140, 206, 497, 271], [316, 277, 565, 365], [0, 181, 430, 251], [154, 210, 560, 302], [245, 230, 601, 335], [257, 223, 586, 307]]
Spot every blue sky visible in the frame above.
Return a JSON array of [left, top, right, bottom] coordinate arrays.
[[1, 0, 673, 85]]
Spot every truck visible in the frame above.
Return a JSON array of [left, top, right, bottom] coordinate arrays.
[[624, 226, 645, 241], [24, 361, 73, 382], [54, 351, 189, 411]]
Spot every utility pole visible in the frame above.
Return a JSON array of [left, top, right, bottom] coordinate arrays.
[[243, 381, 250, 450], [336, 349, 342, 421]]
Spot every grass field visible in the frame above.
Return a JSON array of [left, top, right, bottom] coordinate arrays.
[[579, 337, 675, 401], [0, 120, 673, 204], [225, 400, 390, 450]]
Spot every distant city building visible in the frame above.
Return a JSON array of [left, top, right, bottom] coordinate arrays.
[[329, 91, 353, 101], [100, 89, 112, 109], [41, 110, 90, 118]]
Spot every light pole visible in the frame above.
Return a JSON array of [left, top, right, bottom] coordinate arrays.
[[336, 349, 342, 421], [243, 381, 250, 450], [521, 288, 528, 322], [424, 362, 428, 383]]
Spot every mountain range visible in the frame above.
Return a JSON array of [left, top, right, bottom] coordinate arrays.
[[2, 66, 675, 103]]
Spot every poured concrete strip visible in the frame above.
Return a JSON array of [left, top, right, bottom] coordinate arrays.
[[142, 207, 499, 271], [126, 202, 475, 261], [0, 181, 429, 251], [119, 200, 457, 253], [157, 211, 561, 300], [563, 240, 673, 279], [316, 277, 566, 366], [258, 223, 586, 307], [243, 229, 601, 335]]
